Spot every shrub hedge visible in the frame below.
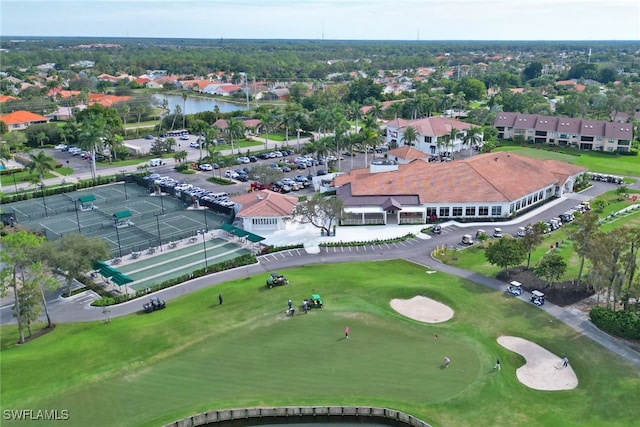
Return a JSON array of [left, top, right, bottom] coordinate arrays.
[[90, 253, 257, 307], [589, 306, 640, 339]]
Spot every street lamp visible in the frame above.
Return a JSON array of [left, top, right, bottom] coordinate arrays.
[[73, 199, 81, 234], [11, 171, 18, 194], [159, 191, 165, 214], [38, 183, 48, 217], [120, 170, 128, 200], [200, 229, 208, 272], [154, 213, 163, 251], [203, 207, 208, 232], [114, 218, 123, 258]]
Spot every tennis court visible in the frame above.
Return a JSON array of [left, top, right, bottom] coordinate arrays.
[[2, 182, 231, 257]]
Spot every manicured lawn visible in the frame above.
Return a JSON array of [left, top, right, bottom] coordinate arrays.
[[1, 260, 639, 427], [493, 143, 640, 176], [440, 190, 640, 281], [0, 168, 73, 188]]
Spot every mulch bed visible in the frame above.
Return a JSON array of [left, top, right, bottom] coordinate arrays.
[[497, 266, 594, 307], [16, 324, 56, 345]]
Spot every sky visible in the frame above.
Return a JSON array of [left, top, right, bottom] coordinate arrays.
[[1, 0, 639, 41]]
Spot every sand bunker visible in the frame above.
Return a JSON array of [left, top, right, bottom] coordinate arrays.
[[497, 336, 578, 391], [390, 295, 454, 323]]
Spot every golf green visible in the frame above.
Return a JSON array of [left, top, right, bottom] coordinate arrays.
[[2, 260, 639, 427]]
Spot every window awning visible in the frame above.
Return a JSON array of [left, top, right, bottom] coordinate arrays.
[[113, 210, 132, 219]]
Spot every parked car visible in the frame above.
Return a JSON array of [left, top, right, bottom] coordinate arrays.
[[54, 144, 68, 150], [180, 135, 190, 141], [316, 169, 327, 176], [145, 135, 155, 140], [189, 141, 201, 148], [199, 164, 213, 171]]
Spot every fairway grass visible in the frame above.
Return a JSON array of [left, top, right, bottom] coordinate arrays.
[[1, 260, 639, 427]]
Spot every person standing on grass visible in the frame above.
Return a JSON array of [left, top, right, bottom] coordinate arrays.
[[434, 333, 439, 343], [218, 294, 223, 305], [495, 358, 501, 371], [345, 326, 349, 339], [288, 299, 292, 309], [444, 356, 451, 368], [562, 356, 569, 368]]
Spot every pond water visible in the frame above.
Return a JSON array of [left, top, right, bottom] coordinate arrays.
[[154, 94, 249, 115]]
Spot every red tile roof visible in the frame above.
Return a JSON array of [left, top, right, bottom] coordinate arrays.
[[0, 110, 49, 125], [232, 190, 298, 217], [0, 95, 19, 103], [388, 145, 429, 161], [337, 151, 586, 204]]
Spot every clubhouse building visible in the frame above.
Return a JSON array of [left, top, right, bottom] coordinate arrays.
[[334, 151, 587, 225]]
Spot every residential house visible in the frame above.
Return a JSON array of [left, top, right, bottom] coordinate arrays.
[[231, 190, 298, 234], [385, 116, 478, 155], [387, 146, 430, 164], [334, 151, 586, 225], [494, 112, 633, 152], [0, 110, 50, 131]]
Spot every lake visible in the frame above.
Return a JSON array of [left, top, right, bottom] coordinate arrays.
[[154, 94, 249, 115]]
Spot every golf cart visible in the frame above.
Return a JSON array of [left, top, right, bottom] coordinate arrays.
[[530, 290, 545, 306], [493, 228, 503, 238], [475, 229, 486, 239], [506, 281, 523, 296], [432, 225, 442, 235], [462, 234, 474, 245], [267, 272, 289, 288], [143, 296, 166, 313], [303, 294, 323, 309]]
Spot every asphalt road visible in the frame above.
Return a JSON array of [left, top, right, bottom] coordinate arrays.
[[4, 142, 640, 366]]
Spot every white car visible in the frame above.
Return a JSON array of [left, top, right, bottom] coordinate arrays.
[[54, 144, 68, 150], [236, 156, 250, 164], [189, 141, 201, 148], [199, 164, 213, 171], [225, 170, 239, 179], [180, 135, 190, 141]]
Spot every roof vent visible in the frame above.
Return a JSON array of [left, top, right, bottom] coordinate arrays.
[[494, 157, 499, 161]]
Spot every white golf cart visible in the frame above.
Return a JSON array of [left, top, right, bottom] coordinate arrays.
[[493, 228, 503, 238], [461, 234, 474, 245], [530, 290, 545, 306], [507, 281, 522, 296]]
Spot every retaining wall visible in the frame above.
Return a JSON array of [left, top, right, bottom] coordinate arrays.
[[164, 406, 432, 427]]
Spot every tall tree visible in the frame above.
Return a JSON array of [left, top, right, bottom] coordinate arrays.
[[291, 193, 344, 236], [182, 92, 188, 129], [485, 238, 526, 277], [225, 118, 245, 154], [401, 126, 419, 147], [534, 252, 567, 288], [570, 211, 600, 287], [0, 231, 44, 343], [521, 223, 545, 269], [27, 150, 56, 183], [44, 233, 111, 299], [462, 126, 482, 153]]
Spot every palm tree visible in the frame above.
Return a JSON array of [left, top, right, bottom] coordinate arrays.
[[121, 104, 130, 136], [226, 118, 245, 154], [170, 105, 182, 132], [77, 113, 110, 181], [27, 151, 56, 215], [462, 126, 482, 156], [401, 126, 419, 147], [359, 126, 381, 166], [387, 102, 404, 120], [181, 92, 188, 129], [191, 119, 210, 161], [135, 104, 146, 137], [445, 127, 459, 158], [35, 131, 49, 147]]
